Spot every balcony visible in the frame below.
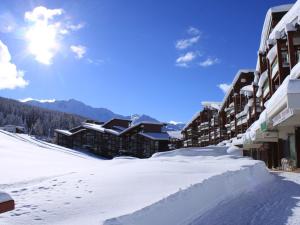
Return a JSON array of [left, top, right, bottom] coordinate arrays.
[[237, 115, 248, 126], [265, 77, 300, 127], [230, 121, 235, 130]]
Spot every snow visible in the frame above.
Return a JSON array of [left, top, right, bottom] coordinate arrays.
[[0, 192, 12, 203], [290, 61, 300, 79], [0, 131, 272, 225], [226, 146, 243, 156], [220, 70, 254, 111], [240, 84, 253, 97], [167, 131, 183, 139], [259, 4, 293, 52], [201, 101, 221, 110], [139, 132, 169, 140], [54, 129, 73, 136], [269, 2, 299, 41], [190, 171, 300, 225], [267, 44, 277, 63]]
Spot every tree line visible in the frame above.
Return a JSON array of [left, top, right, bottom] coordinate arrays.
[[0, 97, 86, 137]]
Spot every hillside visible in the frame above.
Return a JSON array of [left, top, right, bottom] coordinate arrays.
[[0, 97, 86, 137]]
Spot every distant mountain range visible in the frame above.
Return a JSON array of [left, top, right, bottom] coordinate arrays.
[[23, 99, 185, 131]]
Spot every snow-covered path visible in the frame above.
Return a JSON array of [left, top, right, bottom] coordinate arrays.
[[191, 171, 300, 225], [1, 130, 298, 225]]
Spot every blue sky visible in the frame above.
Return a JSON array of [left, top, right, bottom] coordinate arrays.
[[0, 0, 294, 123]]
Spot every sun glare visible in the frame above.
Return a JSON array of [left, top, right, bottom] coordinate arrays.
[[25, 21, 59, 65]]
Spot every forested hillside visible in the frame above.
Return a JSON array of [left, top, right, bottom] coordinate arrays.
[[0, 97, 86, 137]]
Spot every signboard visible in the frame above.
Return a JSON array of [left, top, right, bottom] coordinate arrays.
[[272, 108, 294, 126], [260, 122, 267, 132]]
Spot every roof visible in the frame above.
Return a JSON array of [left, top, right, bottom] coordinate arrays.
[[256, 4, 293, 71], [182, 111, 201, 131], [139, 132, 170, 141], [167, 131, 183, 140], [269, 2, 298, 41], [119, 121, 165, 135], [102, 118, 132, 127], [219, 70, 255, 111], [55, 128, 86, 136], [55, 129, 73, 136], [82, 123, 120, 135], [201, 101, 222, 111], [258, 4, 293, 53]]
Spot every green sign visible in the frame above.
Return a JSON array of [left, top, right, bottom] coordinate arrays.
[[260, 122, 267, 132]]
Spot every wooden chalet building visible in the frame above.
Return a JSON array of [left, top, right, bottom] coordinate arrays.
[[182, 2, 300, 171], [119, 121, 170, 158], [55, 119, 170, 158], [182, 103, 220, 147], [243, 3, 300, 170], [219, 70, 256, 142]]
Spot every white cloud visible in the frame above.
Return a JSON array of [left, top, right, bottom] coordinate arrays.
[[199, 57, 220, 67], [218, 83, 231, 94], [19, 97, 56, 103], [67, 23, 85, 31], [25, 6, 63, 22], [187, 26, 200, 35], [87, 58, 104, 65], [176, 35, 200, 50], [176, 51, 197, 67], [24, 6, 85, 64], [70, 45, 86, 59], [0, 40, 28, 90]]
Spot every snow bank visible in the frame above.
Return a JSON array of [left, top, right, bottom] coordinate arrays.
[[226, 146, 243, 156], [104, 161, 272, 225], [0, 132, 272, 225]]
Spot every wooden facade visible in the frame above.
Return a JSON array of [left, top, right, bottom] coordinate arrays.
[[55, 119, 170, 158], [182, 3, 300, 171]]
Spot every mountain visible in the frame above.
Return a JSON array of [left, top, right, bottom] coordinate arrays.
[[25, 99, 126, 122], [23, 99, 185, 131]]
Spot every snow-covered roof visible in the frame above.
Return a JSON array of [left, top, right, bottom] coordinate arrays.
[[220, 70, 255, 111], [119, 121, 165, 135], [0, 191, 12, 203], [139, 132, 170, 140], [240, 85, 253, 96], [102, 118, 132, 127], [201, 101, 221, 110], [259, 4, 293, 53], [83, 123, 122, 135], [269, 2, 299, 41], [182, 111, 201, 131], [167, 131, 183, 140], [83, 123, 105, 133], [55, 129, 73, 136]]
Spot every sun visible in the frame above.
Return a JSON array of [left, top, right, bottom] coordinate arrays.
[[25, 21, 59, 65]]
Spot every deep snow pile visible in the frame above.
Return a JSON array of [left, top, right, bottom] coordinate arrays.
[[0, 131, 272, 225]]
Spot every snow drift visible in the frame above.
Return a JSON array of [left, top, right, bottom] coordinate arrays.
[[0, 131, 273, 225]]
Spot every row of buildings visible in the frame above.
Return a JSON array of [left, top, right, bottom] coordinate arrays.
[[54, 118, 171, 158], [182, 2, 300, 170]]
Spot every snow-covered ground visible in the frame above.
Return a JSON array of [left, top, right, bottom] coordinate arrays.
[[0, 130, 298, 225]]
